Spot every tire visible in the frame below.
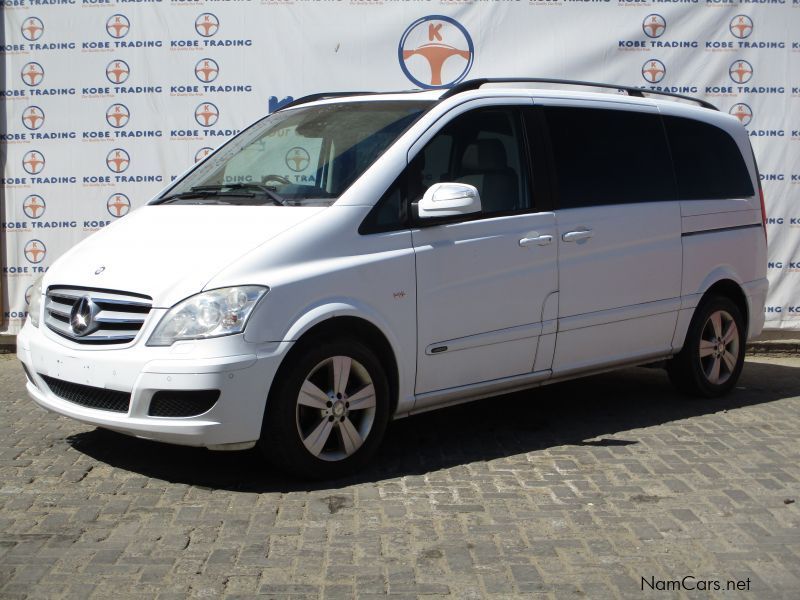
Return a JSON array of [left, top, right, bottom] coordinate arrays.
[[667, 295, 746, 398], [258, 337, 390, 479]]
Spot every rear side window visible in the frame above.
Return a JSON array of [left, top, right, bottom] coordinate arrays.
[[662, 116, 754, 200], [543, 106, 675, 208]]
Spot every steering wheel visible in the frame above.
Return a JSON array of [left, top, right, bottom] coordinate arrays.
[[262, 174, 292, 186]]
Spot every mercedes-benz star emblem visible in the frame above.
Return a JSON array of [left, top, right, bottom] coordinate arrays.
[[70, 296, 98, 337]]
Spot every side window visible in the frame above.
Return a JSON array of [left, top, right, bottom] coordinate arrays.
[[663, 116, 754, 200], [414, 107, 530, 215], [360, 107, 531, 234], [543, 106, 675, 208]]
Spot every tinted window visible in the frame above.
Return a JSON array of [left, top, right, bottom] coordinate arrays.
[[543, 107, 675, 208], [663, 116, 754, 200]]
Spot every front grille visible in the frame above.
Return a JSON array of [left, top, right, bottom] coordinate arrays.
[[39, 374, 130, 413], [44, 286, 152, 345], [148, 390, 220, 417]]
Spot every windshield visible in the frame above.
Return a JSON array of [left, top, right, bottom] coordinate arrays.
[[161, 100, 432, 206]]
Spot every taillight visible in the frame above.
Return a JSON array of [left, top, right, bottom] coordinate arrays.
[[758, 183, 767, 243]]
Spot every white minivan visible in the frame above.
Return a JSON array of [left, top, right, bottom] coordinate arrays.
[[18, 79, 768, 479]]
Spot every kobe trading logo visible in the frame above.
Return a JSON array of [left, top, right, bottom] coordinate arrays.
[[107, 193, 131, 218], [729, 103, 753, 126], [195, 13, 220, 38], [286, 147, 310, 172], [642, 59, 666, 84], [106, 104, 130, 128], [398, 15, 474, 89], [21, 62, 44, 87], [22, 106, 45, 131], [729, 60, 753, 84], [106, 60, 130, 84], [21, 17, 44, 42], [106, 14, 130, 39], [23, 151, 45, 175], [106, 148, 130, 173], [23, 195, 46, 220], [24, 240, 47, 265], [642, 14, 666, 39], [195, 102, 219, 127], [730, 15, 753, 39], [195, 58, 219, 83]]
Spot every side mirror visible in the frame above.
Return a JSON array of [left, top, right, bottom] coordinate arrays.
[[417, 182, 482, 219]]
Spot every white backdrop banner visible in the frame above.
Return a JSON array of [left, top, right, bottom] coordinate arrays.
[[2, 1, 799, 335]]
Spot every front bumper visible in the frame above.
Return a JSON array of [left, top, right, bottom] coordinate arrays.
[[16, 321, 292, 448]]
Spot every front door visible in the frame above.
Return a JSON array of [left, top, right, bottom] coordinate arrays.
[[410, 105, 558, 394]]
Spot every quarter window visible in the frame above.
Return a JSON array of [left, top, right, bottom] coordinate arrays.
[[662, 115, 754, 200]]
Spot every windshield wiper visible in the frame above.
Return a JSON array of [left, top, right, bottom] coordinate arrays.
[[191, 183, 287, 206], [158, 183, 287, 206]]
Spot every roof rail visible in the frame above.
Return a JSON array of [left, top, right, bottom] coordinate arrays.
[[275, 91, 375, 112], [440, 78, 718, 111]]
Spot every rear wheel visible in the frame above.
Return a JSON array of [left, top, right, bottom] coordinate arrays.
[[667, 295, 745, 398], [259, 338, 390, 479]]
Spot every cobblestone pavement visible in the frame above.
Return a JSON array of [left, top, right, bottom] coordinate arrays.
[[1, 354, 798, 599]]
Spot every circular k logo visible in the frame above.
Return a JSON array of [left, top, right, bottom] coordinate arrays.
[[21, 62, 44, 87], [106, 104, 130, 128], [641, 59, 666, 84], [107, 193, 131, 218], [729, 60, 753, 84], [106, 59, 130, 84], [642, 14, 666, 39], [106, 148, 130, 173], [195, 13, 220, 38], [23, 194, 46, 219], [398, 15, 474, 89], [729, 15, 753, 39], [195, 147, 214, 163], [195, 102, 219, 127], [195, 58, 219, 83], [22, 106, 45, 131], [24, 239, 47, 264], [22, 151, 45, 175], [106, 14, 130, 39], [21, 17, 44, 42], [286, 147, 310, 172], [729, 103, 753, 126]]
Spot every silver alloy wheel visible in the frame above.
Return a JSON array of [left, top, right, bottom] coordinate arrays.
[[698, 309, 740, 386], [295, 355, 377, 462]]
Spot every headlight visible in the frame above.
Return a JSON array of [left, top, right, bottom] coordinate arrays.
[[147, 286, 267, 346], [28, 276, 43, 328]]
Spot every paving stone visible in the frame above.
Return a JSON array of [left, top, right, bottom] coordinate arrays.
[[1, 356, 799, 597]]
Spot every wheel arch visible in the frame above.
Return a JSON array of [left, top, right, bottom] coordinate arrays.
[[274, 313, 401, 418], [673, 275, 750, 352], [702, 279, 749, 334]]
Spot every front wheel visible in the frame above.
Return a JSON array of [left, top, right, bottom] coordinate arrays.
[[667, 296, 746, 398], [259, 338, 390, 479]]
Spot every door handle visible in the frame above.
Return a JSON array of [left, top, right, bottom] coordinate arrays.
[[519, 234, 553, 247], [562, 229, 594, 243]]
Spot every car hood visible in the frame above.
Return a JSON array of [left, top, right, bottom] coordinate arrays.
[[45, 205, 326, 307]]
